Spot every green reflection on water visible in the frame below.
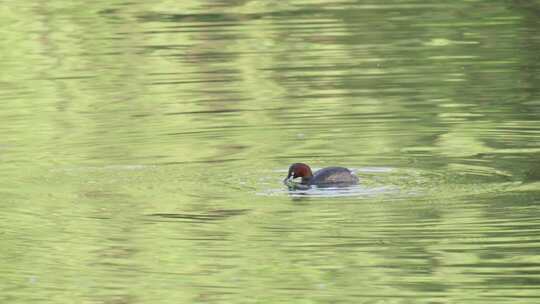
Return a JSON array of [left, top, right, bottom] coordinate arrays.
[[1, 0, 540, 303]]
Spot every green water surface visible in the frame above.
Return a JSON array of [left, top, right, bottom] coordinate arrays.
[[1, 1, 540, 303]]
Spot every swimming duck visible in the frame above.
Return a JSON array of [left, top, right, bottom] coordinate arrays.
[[283, 163, 359, 188]]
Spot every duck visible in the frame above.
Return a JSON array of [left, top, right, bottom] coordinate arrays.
[[283, 163, 359, 188]]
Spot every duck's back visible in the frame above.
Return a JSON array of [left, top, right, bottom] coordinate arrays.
[[310, 167, 358, 186]]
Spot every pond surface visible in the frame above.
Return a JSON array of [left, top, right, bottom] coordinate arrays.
[[2, 1, 540, 303]]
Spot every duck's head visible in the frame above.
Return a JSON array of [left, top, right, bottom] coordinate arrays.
[[283, 163, 313, 185]]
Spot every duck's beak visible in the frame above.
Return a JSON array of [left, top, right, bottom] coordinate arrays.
[[283, 174, 293, 185]]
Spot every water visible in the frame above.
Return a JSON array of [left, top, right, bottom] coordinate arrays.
[[1, 0, 540, 303]]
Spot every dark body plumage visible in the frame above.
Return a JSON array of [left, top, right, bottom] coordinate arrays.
[[308, 167, 359, 186]]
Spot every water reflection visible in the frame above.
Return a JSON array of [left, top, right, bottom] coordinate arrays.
[[148, 209, 250, 223], [1, 0, 540, 303]]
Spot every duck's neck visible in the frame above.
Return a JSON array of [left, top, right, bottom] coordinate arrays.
[[301, 176, 313, 184]]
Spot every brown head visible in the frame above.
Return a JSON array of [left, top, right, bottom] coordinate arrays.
[[283, 163, 313, 184]]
